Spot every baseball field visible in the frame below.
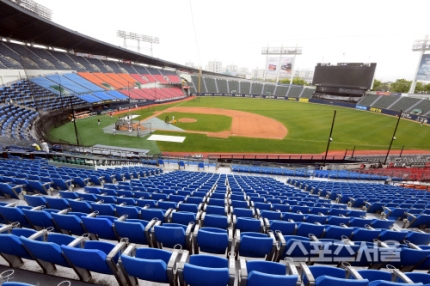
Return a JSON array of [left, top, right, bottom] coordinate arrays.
[[48, 97, 430, 156]]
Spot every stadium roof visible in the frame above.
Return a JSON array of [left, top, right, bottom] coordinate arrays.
[[0, 0, 222, 75]]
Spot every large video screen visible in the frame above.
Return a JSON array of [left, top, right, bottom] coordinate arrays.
[[312, 63, 377, 89]]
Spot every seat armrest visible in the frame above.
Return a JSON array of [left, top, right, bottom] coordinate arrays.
[[0, 224, 15, 234], [228, 257, 235, 286], [239, 258, 247, 286], [373, 239, 389, 248], [276, 231, 287, 262], [117, 215, 127, 221], [345, 266, 363, 279], [263, 218, 270, 230], [392, 269, 414, 283], [167, 248, 180, 271], [406, 241, 421, 250], [122, 243, 137, 257], [256, 208, 261, 218], [28, 229, 49, 241], [67, 235, 89, 247], [6, 202, 19, 207], [259, 217, 265, 232], [177, 250, 189, 286], [12, 184, 24, 190], [107, 239, 128, 260], [286, 261, 301, 286], [58, 209, 69, 214], [185, 222, 194, 251], [192, 224, 200, 254], [87, 212, 98, 218], [164, 208, 173, 223], [299, 262, 314, 286]]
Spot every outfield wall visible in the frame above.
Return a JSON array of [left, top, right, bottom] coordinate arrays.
[[194, 93, 430, 124]]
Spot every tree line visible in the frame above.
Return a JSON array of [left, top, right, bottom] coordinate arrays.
[[372, 79, 430, 94]]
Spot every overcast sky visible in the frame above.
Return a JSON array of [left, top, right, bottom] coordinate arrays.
[[35, 0, 430, 81]]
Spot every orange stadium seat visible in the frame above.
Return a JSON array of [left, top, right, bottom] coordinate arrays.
[[77, 72, 110, 90], [106, 73, 131, 87], [92, 73, 126, 89]]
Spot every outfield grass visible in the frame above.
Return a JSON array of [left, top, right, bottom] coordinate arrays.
[[48, 97, 430, 154], [156, 112, 232, 132], [48, 114, 162, 154]]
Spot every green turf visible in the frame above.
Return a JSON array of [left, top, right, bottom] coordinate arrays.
[[156, 112, 232, 132], [48, 114, 161, 155], [48, 97, 430, 154]]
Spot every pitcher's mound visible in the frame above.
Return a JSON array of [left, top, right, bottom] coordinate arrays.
[[178, 118, 197, 123]]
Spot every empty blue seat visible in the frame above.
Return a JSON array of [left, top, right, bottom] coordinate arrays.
[[44, 197, 70, 210], [241, 260, 298, 286], [23, 195, 47, 207], [180, 255, 233, 286], [404, 213, 430, 229], [267, 220, 295, 234], [235, 217, 263, 233], [61, 239, 128, 285], [81, 215, 118, 240], [0, 183, 24, 199], [193, 226, 231, 255], [171, 211, 199, 226], [233, 208, 255, 218], [68, 200, 92, 213], [153, 222, 193, 251], [120, 246, 184, 286], [351, 228, 382, 242], [201, 213, 230, 229], [235, 231, 276, 260], [0, 227, 37, 267], [114, 219, 155, 245], [404, 272, 430, 284], [116, 205, 140, 219], [27, 181, 52, 196], [140, 207, 170, 222], [51, 212, 87, 235], [20, 230, 75, 274], [22, 208, 58, 231]]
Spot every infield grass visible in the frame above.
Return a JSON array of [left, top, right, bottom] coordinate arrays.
[[156, 112, 232, 132], [48, 97, 430, 154]]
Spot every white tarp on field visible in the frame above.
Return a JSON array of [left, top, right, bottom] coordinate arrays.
[[147, 134, 186, 143]]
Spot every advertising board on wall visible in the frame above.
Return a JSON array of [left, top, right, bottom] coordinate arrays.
[[416, 54, 430, 81]]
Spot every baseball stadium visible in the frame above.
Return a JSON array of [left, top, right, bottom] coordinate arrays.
[[1, 0, 430, 285]]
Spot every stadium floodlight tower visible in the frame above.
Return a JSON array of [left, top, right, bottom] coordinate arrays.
[[409, 34, 430, 94], [117, 30, 159, 56], [261, 46, 302, 84]]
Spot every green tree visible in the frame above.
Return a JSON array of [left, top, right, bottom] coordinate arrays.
[[390, 79, 411, 93], [279, 77, 308, 86], [415, 82, 425, 93], [425, 83, 430, 94], [372, 79, 382, 91]]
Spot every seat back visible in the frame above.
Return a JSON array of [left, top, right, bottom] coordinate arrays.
[[239, 233, 273, 258], [197, 227, 229, 254], [236, 217, 262, 233], [51, 212, 86, 235], [114, 220, 149, 245], [61, 242, 112, 274], [81, 216, 117, 240], [154, 224, 186, 248], [121, 251, 169, 283], [183, 255, 229, 286]]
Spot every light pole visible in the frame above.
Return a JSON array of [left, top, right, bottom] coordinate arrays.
[[383, 110, 402, 165], [324, 110, 337, 163]]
